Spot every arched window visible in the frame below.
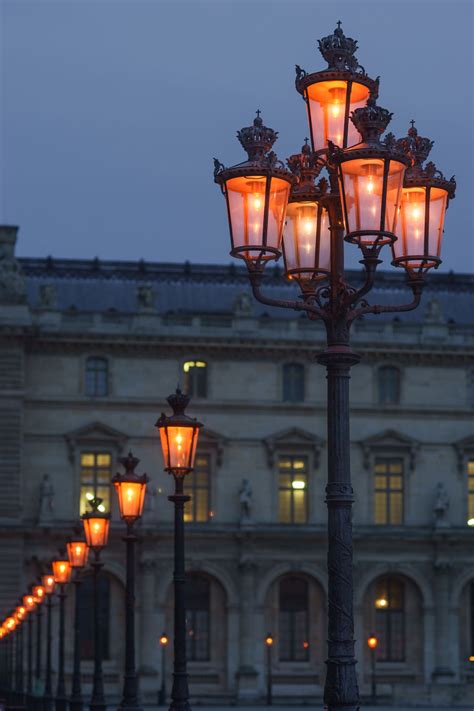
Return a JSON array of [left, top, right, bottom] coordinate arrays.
[[77, 573, 110, 659], [283, 363, 305, 403], [85, 357, 108, 397], [374, 576, 405, 662], [183, 361, 208, 398], [378, 366, 400, 405], [185, 574, 210, 661], [184, 454, 211, 522], [279, 576, 309, 661]]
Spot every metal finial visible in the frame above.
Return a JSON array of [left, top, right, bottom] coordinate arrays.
[[256, 109, 261, 118], [336, 20, 342, 30], [304, 137, 309, 146], [410, 119, 416, 129]]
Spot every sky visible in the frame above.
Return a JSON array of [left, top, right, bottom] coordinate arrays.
[[1, 0, 473, 273]]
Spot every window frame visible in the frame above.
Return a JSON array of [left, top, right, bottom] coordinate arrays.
[[277, 454, 309, 525], [373, 456, 404, 526], [282, 362, 305, 403], [182, 359, 208, 399], [377, 364, 401, 406], [183, 452, 212, 523], [84, 356, 109, 398], [79, 450, 113, 516]]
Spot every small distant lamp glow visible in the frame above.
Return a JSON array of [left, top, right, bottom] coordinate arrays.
[[156, 389, 203, 475], [32, 585, 45, 604], [367, 635, 378, 650], [265, 634, 274, 647], [160, 633, 169, 646], [292, 480, 306, 490], [67, 539, 89, 568], [303, 640, 310, 650], [6, 617, 16, 631], [16, 606, 26, 620], [42, 575, 55, 595], [52, 559, 72, 585], [467, 518, 474, 527], [113, 452, 148, 523], [23, 595, 36, 611], [82, 497, 110, 551], [469, 655, 474, 662], [375, 598, 388, 609]]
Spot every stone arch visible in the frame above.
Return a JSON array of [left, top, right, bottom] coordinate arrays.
[[156, 560, 239, 608], [451, 567, 474, 608], [256, 561, 327, 607], [355, 562, 433, 608]]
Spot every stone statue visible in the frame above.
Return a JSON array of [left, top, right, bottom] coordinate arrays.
[[38, 474, 54, 524], [233, 292, 253, 316], [239, 478, 252, 524], [424, 298, 444, 324], [38, 283, 57, 310], [434, 482, 450, 528], [137, 285, 155, 311]]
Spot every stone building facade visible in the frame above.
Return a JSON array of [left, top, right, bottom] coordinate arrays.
[[0, 225, 473, 706]]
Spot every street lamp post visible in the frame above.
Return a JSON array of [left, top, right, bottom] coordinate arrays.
[[67, 535, 90, 711], [82, 497, 110, 711], [32, 584, 46, 703], [112, 452, 149, 711], [264, 634, 273, 706], [367, 635, 378, 705], [158, 634, 168, 706], [23, 594, 37, 706], [214, 22, 456, 711], [14, 606, 25, 703], [42, 574, 56, 711], [156, 389, 203, 711], [52, 559, 73, 711]]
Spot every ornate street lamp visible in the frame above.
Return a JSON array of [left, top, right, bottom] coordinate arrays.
[[112, 452, 149, 711], [42, 573, 56, 711], [52, 558, 72, 711], [214, 22, 456, 711], [23, 594, 36, 704], [67, 535, 90, 711], [32, 584, 46, 702], [367, 635, 378, 704], [264, 634, 273, 706], [82, 497, 110, 711], [156, 388, 203, 711]]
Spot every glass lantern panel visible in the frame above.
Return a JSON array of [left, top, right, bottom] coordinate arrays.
[[394, 186, 447, 267], [283, 201, 330, 279], [114, 480, 146, 520], [341, 158, 384, 237], [160, 425, 199, 471], [384, 161, 405, 233], [266, 177, 291, 252], [428, 188, 448, 258], [226, 175, 267, 256], [306, 80, 369, 151]]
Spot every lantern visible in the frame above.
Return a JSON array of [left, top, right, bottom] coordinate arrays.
[[214, 112, 295, 263], [23, 595, 36, 611], [156, 388, 203, 475], [52, 559, 72, 585], [82, 497, 110, 551], [67, 538, 89, 568], [15, 606, 26, 623], [41, 574, 56, 595], [32, 585, 45, 604], [332, 98, 409, 250], [113, 452, 148, 523], [392, 122, 456, 273], [295, 23, 378, 153], [5, 616, 16, 631], [282, 140, 331, 289], [265, 634, 274, 647], [159, 633, 168, 646], [367, 635, 378, 650]]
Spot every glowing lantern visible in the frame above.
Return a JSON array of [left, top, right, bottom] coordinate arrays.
[[332, 98, 409, 251], [52, 559, 72, 585], [392, 122, 456, 274], [82, 497, 110, 551], [265, 634, 274, 647], [113, 452, 148, 523], [295, 23, 378, 152], [42, 574, 55, 595], [5, 616, 16, 631], [32, 585, 45, 604], [67, 538, 89, 568], [375, 597, 388, 609], [156, 389, 202, 475], [160, 633, 168, 646], [23, 595, 36, 611], [214, 112, 295, 263], [367, 635, 378, 650]]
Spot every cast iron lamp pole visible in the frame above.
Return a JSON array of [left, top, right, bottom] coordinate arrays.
[[52, 559, 73, 711], [32, 584, 46, 704], [158, 634, 168, 706], [15, 607, 25, 703], [367, 635, 378, 705], [82, 497, 110, 711], [214, 23, 456, 711], [264, 634, 273, 706], [42, 574, 56, 711], [156, 389, 203, 711], [23, 594, 37, 707], [112, 452, 149, 711], [66, 535, 90, 711]]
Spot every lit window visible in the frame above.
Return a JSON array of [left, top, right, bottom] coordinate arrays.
[[279, 576, 309, 662], [374, 577, 405, 662], [85, 357, 108, 397], [278, 456, 308, 524], [185, 574, 210, 661], [374, 458, 404, 525], [80, 452, 111, 514], [467, 460, 474, 522], [184, 455, 211, 522], [183, 361, 207, 398], [283, 363, 305, 403], [378, 366, 400, 405]]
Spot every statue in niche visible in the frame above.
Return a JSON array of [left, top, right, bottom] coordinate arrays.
[[38, 283, 57, 310], [137, 285, 155, 311], [433, 482, 450, 528], [239, 478, 252, 524], [38, 474, 54, 523]]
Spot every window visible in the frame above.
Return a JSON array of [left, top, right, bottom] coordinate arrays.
[[77, 573, 110, 659], [374, 577, 405, 662], [279, 576, 309, 662], [85, 357, 108, 397], [378, 366, 400, 405], [283, 363, 305, 402], [278, 456, 308, 524], [80, 452, 111, 514], [467, 459, 474, 522], [185, 574, 210, 661], [374, 458, 403, 525], [184, 454, 211, 522], [183, 361, 207, 398]]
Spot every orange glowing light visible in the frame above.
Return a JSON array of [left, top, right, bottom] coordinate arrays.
[[265, 634, 274, 647], [67, 540, 89, 568], [23, 595, 36, 611], [52, 559, 72, 585], [160, 634, 169, 646], [42, 575, 55, 595], [367, 636, 378, 650], [32, 585, 45, 603], [303, 640, 310, 650]]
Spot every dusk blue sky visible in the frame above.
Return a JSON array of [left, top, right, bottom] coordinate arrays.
[[1, 0, 473, 273]]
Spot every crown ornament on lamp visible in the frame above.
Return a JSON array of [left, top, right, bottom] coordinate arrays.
[[317, 21, 362, 73], [396, 120, 434, 169], [237, 111, 279, 162]]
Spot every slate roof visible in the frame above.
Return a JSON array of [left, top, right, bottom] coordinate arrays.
[[19, 258, 474, 325]]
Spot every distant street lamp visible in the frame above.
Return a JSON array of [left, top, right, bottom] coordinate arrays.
[[265, 634, 273, 706], [32, 584, 46, 700], [113, 452, 148, 711], [156, 388, 202, 711], [23, 594, 36, 704], [158, 634, 168, 706], [14, 605, 25, 701], [367, 635, 378, 705], [214, 22, 456, 711], [67, 535, 90, 711], [42, 573, 56, 711], [82, 497, 110, 711], [52, 558, 73, 711]]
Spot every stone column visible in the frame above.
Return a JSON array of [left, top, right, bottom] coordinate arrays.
[[138, 559, 160, 699], [237, 560, 259, 700], [432, 563, 455, 683]]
